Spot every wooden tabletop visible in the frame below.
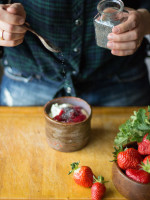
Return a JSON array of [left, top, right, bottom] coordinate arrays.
[[0, 106, 142, 200]]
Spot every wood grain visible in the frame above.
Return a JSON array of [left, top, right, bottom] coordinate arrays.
[[0, 106, 142, 200]]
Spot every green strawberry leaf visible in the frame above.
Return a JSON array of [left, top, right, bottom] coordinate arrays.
[[68, 161, 80, 175], [111, 146, 123, 161], [93, 175, 108, 184], [141, 161, 150, 174]]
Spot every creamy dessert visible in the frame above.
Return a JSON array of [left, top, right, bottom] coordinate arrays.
[[49, 103, 88, 123]]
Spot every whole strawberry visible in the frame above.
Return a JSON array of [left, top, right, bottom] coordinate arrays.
[[117, 148, 142, 170], [91, 176, 106, 200], [138, 133, 150, 155], [126, 168, 150, 184], [68, 161, 93, 187]]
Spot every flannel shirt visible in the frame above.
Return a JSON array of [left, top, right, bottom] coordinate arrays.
[[0, 0, 150, 93]]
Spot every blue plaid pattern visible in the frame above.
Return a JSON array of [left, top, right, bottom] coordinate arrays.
[[0, 0, 150, 89]]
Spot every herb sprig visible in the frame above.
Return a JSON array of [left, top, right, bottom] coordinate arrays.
[[114, 106, 150, 147]]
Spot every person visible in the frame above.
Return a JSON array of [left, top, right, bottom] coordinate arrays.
[[0, 0, 150, 106]]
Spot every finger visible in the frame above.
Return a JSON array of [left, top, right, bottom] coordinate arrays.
[[107, 40, 137, 50], [2, 30, 26, 41], [6, 3, 26, 18], [112, 11, 140, 34], [0, 21, 26, 33], [0, 5, 25, 25], [1, 4, 11, 9], [111, 49, 135, 56], [107, 28, 139, 42], [0, 38, 24, 47]]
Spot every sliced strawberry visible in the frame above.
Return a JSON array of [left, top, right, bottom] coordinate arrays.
[[53, 109, 64, 121], [72, 114, 86, 122]]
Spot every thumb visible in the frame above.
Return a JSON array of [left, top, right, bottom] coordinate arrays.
[[7, 3, 26, 19], [112, 9, 138, 34]]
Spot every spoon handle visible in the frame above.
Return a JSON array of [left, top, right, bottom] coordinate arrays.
[[23, 23, 61, 53]]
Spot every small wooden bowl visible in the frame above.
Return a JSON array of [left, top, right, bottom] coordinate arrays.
[[112, 142, 150, 200], [44, 96, 92, 152]]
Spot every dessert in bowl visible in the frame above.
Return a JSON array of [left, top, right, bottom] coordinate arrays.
[[44, 96, 92, 152], [49, 102, 88, 123]]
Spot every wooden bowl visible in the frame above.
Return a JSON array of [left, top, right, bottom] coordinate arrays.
[[44, 96, 92, 152], [112, 142, 150, 200]]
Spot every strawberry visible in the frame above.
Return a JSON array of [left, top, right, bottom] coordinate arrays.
[[117, 148, 142, 170], [126, 168, 150, 184], [91, 176, 106, 200], [141, 156, 150, 174], [143, 155, 150, 165], [68, 161, 93, 187], [138, 133, 150, 155]]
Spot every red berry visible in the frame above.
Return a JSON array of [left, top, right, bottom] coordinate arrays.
[[91, 176, 106, 200], [68, 162, 93, 187], [126, 168, 150, 184], [117, 148, 142, 170], [143, 155, 150, 165], [138, 133, 150, 155]]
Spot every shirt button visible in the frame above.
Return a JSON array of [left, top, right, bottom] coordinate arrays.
[[66, 87, 72, 94], [75, 19, 83, 26], [72, 71, 77, 75], [4, 59, 8, 65], [73, 47, 80, 53]]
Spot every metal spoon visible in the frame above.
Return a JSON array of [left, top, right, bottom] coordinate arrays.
[[23, 23, 61, 53]]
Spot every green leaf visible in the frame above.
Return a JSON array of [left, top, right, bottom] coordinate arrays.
[[148, 105, 150, 113], [111, 146, 123, 161], [146, 133, 150, 141], [141, 161, 150, 174], [114, 106, 150, 147], [68, 161, 80, 175]]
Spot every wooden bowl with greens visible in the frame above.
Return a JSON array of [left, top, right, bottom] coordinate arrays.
[[112, 107, 150, 200]]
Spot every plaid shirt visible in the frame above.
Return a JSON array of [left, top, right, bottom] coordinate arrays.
[[0, 0, 150, 95]]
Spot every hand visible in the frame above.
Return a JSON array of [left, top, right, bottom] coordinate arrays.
[[0, 3, 26, 47], [107, 8, 149, 56]]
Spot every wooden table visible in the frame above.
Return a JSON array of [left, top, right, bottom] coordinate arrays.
[[0, 106, 142, 200]]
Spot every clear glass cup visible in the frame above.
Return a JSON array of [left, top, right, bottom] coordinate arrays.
[[94, 0, 128, 49]]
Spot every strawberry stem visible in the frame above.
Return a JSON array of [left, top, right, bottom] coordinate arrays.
[[141, 160, 150, 173], [111, 146, 123, 162], [93, 175, 108, 184], [68, 161, 80, 175]]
